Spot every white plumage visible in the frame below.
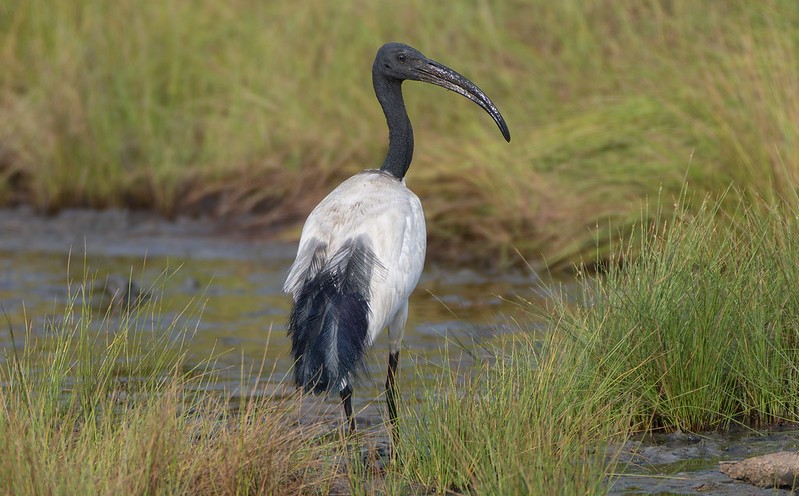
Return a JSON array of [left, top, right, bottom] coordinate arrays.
[[284, 170, 426, 353]]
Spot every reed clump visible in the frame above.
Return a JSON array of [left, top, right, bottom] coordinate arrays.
[[554, 193, 799, 432]]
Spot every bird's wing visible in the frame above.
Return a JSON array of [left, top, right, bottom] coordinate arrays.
[[284, 171, 426, 341]]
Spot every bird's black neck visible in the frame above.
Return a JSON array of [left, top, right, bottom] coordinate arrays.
[[374, 74, 414, 180]]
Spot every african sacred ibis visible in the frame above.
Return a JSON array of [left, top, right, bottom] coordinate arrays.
[[283, 42, 510, 438]]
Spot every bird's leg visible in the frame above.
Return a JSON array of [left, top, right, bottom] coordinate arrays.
[[386, 302, 408, 449], [385, 350, 400, 445], [341, 384, 356, 434]]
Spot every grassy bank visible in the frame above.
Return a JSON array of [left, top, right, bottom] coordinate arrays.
[[1, 1, 797, 268], [553, 192, 799, 432]]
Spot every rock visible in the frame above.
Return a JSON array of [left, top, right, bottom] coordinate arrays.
[[719, 451, 799, 489]]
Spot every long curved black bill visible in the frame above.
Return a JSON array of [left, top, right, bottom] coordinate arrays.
[[415, 59, 511, 142]]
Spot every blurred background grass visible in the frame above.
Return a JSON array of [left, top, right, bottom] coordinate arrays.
[[0, 0, 797, 270]]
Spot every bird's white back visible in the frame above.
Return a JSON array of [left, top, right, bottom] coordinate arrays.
[[284, 170, 426, 346]]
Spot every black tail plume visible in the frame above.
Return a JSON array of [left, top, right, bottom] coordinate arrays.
[[287, 238, 379, 394]]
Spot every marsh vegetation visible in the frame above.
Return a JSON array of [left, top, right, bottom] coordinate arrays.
[[3, 192, 799, 495], [1, 0, 797, 268], [2, 0, 799, 494]]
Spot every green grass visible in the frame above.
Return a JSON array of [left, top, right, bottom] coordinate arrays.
[[1, 0, 798, 268], [356, 192, 799, 494], [4, 193, 799, 494], [0, 270, 338, 495], [551, 191, 799, 432], [383, 335, 636, 495]]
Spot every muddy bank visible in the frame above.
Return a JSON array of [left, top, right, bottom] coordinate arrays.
[[611, 427, 799, 495], [0, 205, 291, 259]]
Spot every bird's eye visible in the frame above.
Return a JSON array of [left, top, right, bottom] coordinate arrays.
[[397, 53, 406, 63]]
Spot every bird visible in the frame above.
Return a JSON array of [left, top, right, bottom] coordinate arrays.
[[283, 42, 510, 441]]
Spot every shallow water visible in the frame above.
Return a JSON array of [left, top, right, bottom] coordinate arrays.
[[2, 206, 798, 495], [0, 206, 544, 422]]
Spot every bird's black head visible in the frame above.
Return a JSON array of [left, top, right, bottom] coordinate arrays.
[[373, 42, 511, 142], [374, 43, 429, 82]]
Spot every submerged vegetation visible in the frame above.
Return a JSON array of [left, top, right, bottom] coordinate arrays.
[[1, 0, 798, 267]]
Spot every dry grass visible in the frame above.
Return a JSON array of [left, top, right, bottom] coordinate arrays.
[[0, 1, 798, 269], [0, 273, 340, 495], [1, 385, 338, 495]]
